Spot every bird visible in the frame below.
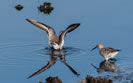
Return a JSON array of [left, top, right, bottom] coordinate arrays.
[[26, 19, 80, 50], [91, 43, 121, 61]]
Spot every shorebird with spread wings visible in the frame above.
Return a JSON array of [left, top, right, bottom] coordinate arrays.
[[26, 19, 80, 50]]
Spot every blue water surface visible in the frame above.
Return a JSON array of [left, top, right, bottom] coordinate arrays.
[[0, 0, 133, 83]]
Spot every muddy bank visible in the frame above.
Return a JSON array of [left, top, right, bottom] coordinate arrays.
[[15, 4, 23, 11], [38, 2, 54, 14], [81, 75, 112, 83], [39, 75, 112, 83]]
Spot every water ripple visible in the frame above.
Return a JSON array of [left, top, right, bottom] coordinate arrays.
[[0, 42, 89, 66]]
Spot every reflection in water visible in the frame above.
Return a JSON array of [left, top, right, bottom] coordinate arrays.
[[28, 48, 80, 78], [91, 60, 119, 73]]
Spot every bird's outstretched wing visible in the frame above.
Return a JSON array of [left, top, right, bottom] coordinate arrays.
[[59, 23, 80, 41], [26, 19, 57, 39]]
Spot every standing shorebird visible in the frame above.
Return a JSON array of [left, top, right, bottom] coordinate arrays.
[[91, 43, 120, 61], [26, 19, 80, 50]]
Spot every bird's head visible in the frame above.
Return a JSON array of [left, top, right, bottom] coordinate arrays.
[[91, 43, 104, 51]]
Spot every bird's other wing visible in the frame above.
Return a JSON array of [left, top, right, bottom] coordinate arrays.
[[59, 23, 80, 41], [26, 19, 56, 39]]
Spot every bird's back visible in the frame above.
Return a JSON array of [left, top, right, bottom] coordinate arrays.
[[100, 47, 120, 59]]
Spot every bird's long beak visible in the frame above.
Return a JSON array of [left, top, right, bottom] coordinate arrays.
[[91, 46, 97, 51]]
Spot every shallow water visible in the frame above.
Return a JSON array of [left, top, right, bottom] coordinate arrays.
[[0, 0, 133, 83]]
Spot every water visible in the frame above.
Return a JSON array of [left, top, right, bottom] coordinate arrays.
[[0, 0, 133, 83]]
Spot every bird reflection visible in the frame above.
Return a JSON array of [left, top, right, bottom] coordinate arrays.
[[91, 60, 119, 73], [28, 48, 80, 78]]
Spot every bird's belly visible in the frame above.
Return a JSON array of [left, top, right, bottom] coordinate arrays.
[[106, 52, 119, 58], [53, 44, 60, 50]]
